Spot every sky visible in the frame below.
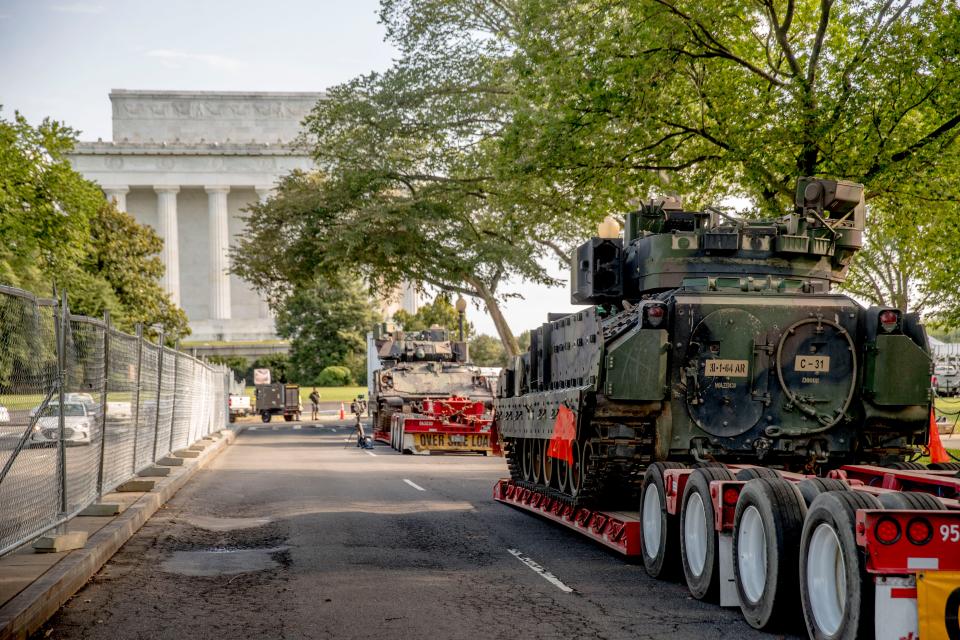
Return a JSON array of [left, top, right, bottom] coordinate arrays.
[[0, 0, 583, 338]]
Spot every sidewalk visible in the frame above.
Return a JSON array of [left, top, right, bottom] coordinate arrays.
[[0, 427, 242, 640]]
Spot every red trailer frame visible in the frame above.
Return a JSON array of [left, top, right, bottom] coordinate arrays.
[[375, 396, 494, 454]]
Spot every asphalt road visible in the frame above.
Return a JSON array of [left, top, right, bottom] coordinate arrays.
[[36, 422, 801, 640]]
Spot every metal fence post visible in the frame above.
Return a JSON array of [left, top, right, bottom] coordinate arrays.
[[169, 340, 179, 453], [130, 324, 144, 471], [152, 330, 165, 462], [96, 311, 110, 496], [55, 290, 68, 516]]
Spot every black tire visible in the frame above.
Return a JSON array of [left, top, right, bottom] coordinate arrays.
[[735, 467, 781, 481], [567, 440, 584, 498], [876, 491, 945, 510], [261, 411, 271, 423], [228, 414, 236, 424], [639, 461, 686, 579], [884, 461, 926, 470], [283, 414, 293, 422], [680, 466, 735, 600], [531, 439, 544, 485], [542, 446, 556, 488], [928, 461, 960, 471], [800, 491, 883, 640], [733, 478, 807, 630], [692, 461, 726, 469], [797, 478, 849, 506]]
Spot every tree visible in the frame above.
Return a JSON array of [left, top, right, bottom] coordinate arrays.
[[505, 0, 960, 318], [468, 334, 507, 367], [393, 293, 474, 338], [272, 276, 381, 385], [0, 109, 189, 339], [233, 1, 589, 358]]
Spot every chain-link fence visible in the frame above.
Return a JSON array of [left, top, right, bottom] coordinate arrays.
[[0, 285, 229, 556]]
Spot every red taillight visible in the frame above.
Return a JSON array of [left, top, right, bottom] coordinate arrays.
[[879, 310, 900, 333], [906, 517, 933, 545], [646, 305, 665, 327], [875, 517, 901, 544], [722, 487, 739, 506]]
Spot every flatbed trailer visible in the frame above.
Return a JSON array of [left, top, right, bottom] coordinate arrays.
[[374, 396, 494, 455], [494, 462, 960, 639]]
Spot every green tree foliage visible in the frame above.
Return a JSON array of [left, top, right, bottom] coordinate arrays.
[[393, 293, 474, 338], [207, 355, 249, 376], [272, 277, 381, 385], [0, 110, 188, 339], [505, 0, 960, 318], [468, 334, 507, 367], [316, 365, 353, 387]]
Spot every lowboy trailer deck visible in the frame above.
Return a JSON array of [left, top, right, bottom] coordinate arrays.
[[495, 462, 960, 639], [375, 396, 494, 455]]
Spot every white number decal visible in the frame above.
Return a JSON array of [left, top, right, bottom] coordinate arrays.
[[940, 524, 960, 542]]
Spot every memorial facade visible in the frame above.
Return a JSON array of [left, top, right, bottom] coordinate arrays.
[[69, 90, 418, 343]]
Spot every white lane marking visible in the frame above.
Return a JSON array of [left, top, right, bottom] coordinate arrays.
[[249, 427, 257, 431], [403, 479, 426, 491], [293, 425, 302, 430], [365, 450, 377, 457], [507, 549, 574, 593], [330, 428, 336, 433]]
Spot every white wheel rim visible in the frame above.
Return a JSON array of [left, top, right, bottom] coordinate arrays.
[[684, 492, 708, 577], [737, 505, 767, 604], [807, 523, 846, 636], [642, 483, 662, 559]]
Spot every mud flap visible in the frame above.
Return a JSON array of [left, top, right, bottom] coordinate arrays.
[[718, 532, 739, 607], [874, 576, 918, 640]]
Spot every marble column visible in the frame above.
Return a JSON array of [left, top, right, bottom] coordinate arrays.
[[103, 186, 129, 212], [205, 186, 232, 320], [153, 186, 181, 306]]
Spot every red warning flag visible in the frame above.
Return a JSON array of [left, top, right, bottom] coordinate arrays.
[[929, 408, 949, 464], [547, 405, 576, 464]]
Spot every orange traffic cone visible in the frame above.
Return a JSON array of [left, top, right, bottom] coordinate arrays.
[[339, 402, 345, 420], [929, 408, 949, 464]]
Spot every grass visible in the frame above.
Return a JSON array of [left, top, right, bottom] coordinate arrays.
[[242, 385, 367, 404]]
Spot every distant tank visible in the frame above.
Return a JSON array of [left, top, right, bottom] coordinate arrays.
[[368, 323, 495, 444], [495, 178, 932, 506]]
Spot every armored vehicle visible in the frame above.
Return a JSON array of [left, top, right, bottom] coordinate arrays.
[[496, 178, 932, 506], [368, 323, 495, 448]]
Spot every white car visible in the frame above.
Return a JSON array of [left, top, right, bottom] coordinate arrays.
[[30, 402, 93, 446]]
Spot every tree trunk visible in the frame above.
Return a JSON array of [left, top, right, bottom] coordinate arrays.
[[467, 276, 520, 357]]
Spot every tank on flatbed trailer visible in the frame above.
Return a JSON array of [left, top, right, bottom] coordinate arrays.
[[368, 322, 495, 452], [496, 178, 932, 508]]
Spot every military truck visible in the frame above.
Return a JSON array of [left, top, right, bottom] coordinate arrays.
[[495, 178, 932, 506], [368, 322, 495, 453]]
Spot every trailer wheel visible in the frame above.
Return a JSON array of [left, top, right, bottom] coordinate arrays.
[[557, 455, 569, 493], [928, 461, 960, 471], [229, 414, 236, 424], [531, 439, 544, 485], [680, 466, 735, 600], [884, 461, 926, 470], [735, 467, 781, 481], [800, 491, 882, 640], [521, 439, 534, 482], [261, 411, 271, 423], [640, 461, 685, 578], [876, 491, 945, 510], [797, 478, 849, 506], [283, 414, 293, 422], [733, 478, 807, 630]]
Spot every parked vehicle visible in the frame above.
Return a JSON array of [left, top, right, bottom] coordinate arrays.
[[30, 401, 94, 446], [228, 394, 252, 423], [254, 383, 300, 423]]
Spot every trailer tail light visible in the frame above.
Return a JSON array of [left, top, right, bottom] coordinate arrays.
[[722, 487, 739, 507], [644, 304, 666, 328], [875, 517, 902, 545], [879, 309, 900, 333], [906, 517, 933, 545]]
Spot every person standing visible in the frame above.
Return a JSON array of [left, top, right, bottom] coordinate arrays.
[[309, 388, 321, 421]]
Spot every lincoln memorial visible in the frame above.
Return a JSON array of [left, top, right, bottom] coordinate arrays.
[[69, 90, 417, 344]]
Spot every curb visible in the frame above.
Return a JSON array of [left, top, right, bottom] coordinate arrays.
[[0, 428, 242, 640]]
